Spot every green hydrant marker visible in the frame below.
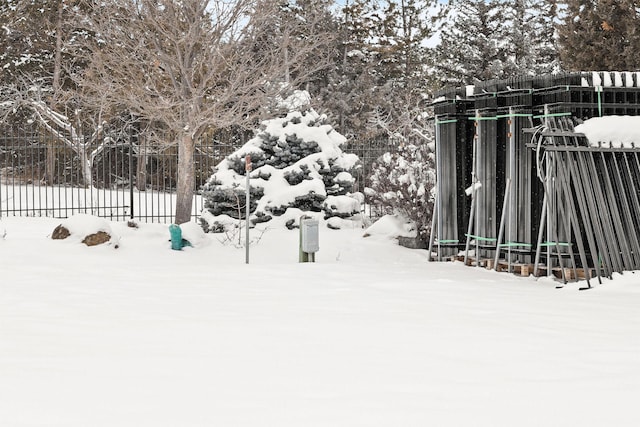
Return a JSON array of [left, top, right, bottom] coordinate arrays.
[[169, 224, 184, 250]]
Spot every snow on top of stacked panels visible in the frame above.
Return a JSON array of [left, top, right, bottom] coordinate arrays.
[[575, 116, 640, 148], [585, 71, 640, 88]]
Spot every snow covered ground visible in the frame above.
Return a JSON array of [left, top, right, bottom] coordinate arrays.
[[2, 215, 640, 426]]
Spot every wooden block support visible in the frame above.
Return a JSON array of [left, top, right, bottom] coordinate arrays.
[[486, 259, 495, 270]]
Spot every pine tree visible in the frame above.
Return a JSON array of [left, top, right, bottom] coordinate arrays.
[[315, 0, 383, 139], [251, 0, 337, 94], [0, 0, 89, 92], [0, 0, 57, 82], [312, 0, 447, 148], [504, 0, 559, 76], [373, 0, 442, 135], [557, 0, 640, 71], [200, 107, 362, 230], [0, 0, 95, 184], [435, 0, 508, 86]]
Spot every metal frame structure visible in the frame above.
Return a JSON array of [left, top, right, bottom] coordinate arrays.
[[430, 72, 640, 286]]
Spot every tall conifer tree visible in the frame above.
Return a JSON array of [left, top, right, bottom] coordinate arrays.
[[557, 0, 640, 70], [505, 0, 559, 76], [315, 0, 381, 138], [0, 0, 58, 82], [325, 0, 443, 140], [370, 0, 442, 138], [435, 0, 507, 86]]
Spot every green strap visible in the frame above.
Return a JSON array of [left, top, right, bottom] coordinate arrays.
[[595, 86, 603, 117], [498, 242, 532, 248], [436, 239, 459, 244], [436, 119, 458, 125], [468, 116, 498, 121]]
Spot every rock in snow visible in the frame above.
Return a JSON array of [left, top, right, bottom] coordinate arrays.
[[51, 214, 118, 247]]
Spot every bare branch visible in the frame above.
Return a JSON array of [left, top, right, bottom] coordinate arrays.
[[72, 0, 335, 223]]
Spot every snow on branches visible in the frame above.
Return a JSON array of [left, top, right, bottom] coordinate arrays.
[[366, 142, 436, 242], [200, 105, 363, 232]]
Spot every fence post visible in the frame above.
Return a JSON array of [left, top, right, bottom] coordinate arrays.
[[129, 124, 135, 220], [245, 155, 251, 264]]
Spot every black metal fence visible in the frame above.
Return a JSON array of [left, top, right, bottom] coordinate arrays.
[[0, 123, 398, 222], [0, 124, 235, 222]]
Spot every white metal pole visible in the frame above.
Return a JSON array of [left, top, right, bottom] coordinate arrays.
[[245, 155, 251, 264], [508, 107, 516, 269], [544, 105, 552, 277]]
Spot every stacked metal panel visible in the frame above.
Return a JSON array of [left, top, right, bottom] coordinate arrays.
[[430, 72, 640, 284], [430, 88, 474, 258]]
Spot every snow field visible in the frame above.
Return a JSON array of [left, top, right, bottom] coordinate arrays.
[[1, 216, 640, 426]]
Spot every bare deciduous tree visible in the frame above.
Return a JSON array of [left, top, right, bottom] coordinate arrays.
[[0, 0, 91, 184], [0, 82, 113, 187], [77, 0, 333, 224]]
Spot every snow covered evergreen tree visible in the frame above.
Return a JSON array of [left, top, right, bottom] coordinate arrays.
[[0, 0, 59, 82], [375, 0, 439, 87], [250, 0, 337, 97], [370, 0, 444, 138], [200, 93, 362, 232], [0, 0, 91, 90], [435, 0, 563, 85], [285, 0, 339, 93], [0, 0, 99, 184]]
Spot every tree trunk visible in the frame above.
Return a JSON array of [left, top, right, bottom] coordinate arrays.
[[175, 133, 195, 224], [45, 141, 56, 185], [45, 1, 65, 185], [79, 146, 93, 188], [136, 134, 147, 191]]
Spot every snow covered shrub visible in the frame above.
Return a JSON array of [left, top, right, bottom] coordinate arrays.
[[200, 107, 361, 232], [367, 143, 436, 242]]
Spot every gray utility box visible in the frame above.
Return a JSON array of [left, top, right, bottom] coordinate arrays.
[[301, 218, 319, 253]]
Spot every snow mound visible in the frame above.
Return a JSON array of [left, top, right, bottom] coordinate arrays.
[[575, 116, 640, 148], [179, 222, 209, 248], [362, 214, 417, 240]]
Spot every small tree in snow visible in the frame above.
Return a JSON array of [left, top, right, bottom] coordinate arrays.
[[200, 97, 362, 232], [367, 142, 435, 242]]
